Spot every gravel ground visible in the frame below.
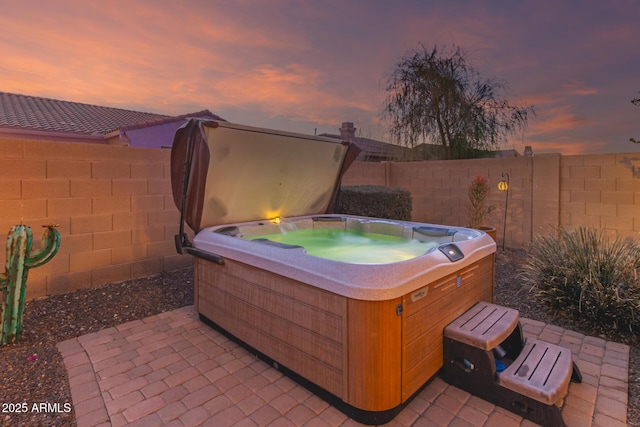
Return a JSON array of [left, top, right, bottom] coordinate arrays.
[[0, 269, 194, 427], [0, 250, 637, 426]]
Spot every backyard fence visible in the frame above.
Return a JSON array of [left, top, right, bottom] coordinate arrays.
[[1, 135, 639, 299], [342, 152, 640, 248], [0, 137, 190, 300]]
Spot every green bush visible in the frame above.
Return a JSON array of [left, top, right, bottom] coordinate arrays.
[[521, 227, 640, 335], [334, 185, 412, 221]]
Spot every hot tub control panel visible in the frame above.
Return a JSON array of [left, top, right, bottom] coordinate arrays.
[[439, 243, 464, 262]]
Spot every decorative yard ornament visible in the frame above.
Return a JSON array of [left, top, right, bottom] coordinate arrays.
[[0, 224, 60, 345]]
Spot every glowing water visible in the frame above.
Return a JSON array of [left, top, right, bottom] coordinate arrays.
[[247, 228, 438, 264]]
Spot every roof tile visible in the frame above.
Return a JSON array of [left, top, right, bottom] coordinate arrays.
[[0, 92, 172, 136]]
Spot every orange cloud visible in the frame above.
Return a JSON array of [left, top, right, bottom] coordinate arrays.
[[561, 80, 598, 97], [529, 110, 593, 135]]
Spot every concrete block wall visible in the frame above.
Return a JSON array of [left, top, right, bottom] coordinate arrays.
[[342, 152, 640, 248], [0, 137, 191, 300], [343, 157, 535, 248], [531, 154, 560, 240], [341, 161, 389, 186], [559, 153, 640, 239]]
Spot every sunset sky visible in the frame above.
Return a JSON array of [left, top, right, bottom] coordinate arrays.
[[2, 0, 639, 155]]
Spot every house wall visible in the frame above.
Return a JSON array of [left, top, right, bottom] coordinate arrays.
[[343, 152, 640, 247], [0, 137, 191, 300]]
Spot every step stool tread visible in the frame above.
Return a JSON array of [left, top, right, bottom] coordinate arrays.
[[498, 338, 573, 405], [444, 301, 520, 350]]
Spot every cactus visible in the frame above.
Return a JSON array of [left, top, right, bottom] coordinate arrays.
[[0, 225, 60, 345]]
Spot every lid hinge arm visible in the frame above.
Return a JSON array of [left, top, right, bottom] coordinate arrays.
[[173, 120, 225, 266], [175, 120, 197, 255]]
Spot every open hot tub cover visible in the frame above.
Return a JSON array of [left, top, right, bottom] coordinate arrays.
[[171, 119, 361, 232]]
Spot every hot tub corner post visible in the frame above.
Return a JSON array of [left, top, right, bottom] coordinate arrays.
[[346, 298, 403, 411]]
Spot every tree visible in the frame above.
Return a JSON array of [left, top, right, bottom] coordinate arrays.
[[383, 44, 535, 160]]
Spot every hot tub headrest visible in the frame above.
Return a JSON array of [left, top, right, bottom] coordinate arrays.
[[215, 226, 240, 237], [252, 238, 306, 251], [413, 226, 457, 238]]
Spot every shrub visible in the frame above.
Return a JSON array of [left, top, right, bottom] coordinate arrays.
[[334, 185, 412, 221], [466, 176, 496, 228], [521, 227, 640, 335]]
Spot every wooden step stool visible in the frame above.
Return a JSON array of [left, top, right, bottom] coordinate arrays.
[[442, 302, 582, 427]]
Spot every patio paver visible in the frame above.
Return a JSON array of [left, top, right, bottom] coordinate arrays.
[[57, 306, 630, 426]]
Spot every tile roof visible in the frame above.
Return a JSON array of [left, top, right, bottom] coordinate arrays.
[[0, 91, 191, 137], [320, 133, 408, 161], [117, 110, 223, 134]]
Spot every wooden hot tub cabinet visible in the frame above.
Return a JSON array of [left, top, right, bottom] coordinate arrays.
[[194, 253, 494, 423]]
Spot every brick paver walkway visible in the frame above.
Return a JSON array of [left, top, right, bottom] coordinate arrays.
[[57, 306, 629, 426]]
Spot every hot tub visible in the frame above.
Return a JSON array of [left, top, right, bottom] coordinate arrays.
[[171, 119, 496, 424]]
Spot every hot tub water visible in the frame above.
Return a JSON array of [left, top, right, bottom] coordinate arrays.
[[246, 228, 438, 264]]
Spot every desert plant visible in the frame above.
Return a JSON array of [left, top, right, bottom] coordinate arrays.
[[466, 176, 496, 228], [521, 227, 640, 335]]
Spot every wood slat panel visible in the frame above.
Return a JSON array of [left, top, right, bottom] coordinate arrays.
[[199, 296, 344, 396], [196, 259, 346, 397], [404, 256, 494, 343], [207, 269, 343, 343], [404, 257, 490, 317], [404, 274, 493, 349], [202, 283, 343, 367], [403, 343, 443, 397], [202, 257, 344, 315], [401, 255, 494, 399], [403, 284, 493, 372]]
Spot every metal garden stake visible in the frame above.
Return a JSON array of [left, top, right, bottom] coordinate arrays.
[[0, 224, 60, 345], [498, 173, 510, 250]]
